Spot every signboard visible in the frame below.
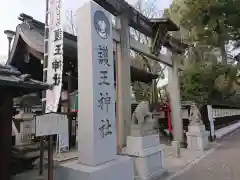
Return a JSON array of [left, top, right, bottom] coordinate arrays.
[[20, 121, 33, 142], [56, 132, 69, 153], [45, 0, 64, 113], [77, 1, 117, 166], [35, 113, 68, 137]]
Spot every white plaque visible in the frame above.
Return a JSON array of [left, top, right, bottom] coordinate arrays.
[[21, 121, 33, 142], [77, 1, 116, 166], [35, 113, 68, 136], [56, 132, 69, 153]]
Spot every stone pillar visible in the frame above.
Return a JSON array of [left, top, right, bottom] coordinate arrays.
[[116, 15, 131, 152], [56, 2, 134, 180], [0, 91, 13, 180], [167, 52, 184, 142]]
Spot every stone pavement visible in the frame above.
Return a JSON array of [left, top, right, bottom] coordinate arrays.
[[166, 129, 240, 180], [13, 124, 240, 180], [162, 142, 218, 176], [13, 143, 219, 180]]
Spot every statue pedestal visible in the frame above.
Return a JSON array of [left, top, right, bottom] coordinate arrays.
[[186, 125, 209, 151], [130, 123, 158, 137], [126, 134, 165, 180]]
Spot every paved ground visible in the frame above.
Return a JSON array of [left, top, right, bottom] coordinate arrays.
[[13, 127, 240, 180], [169, 130, 240, 180]]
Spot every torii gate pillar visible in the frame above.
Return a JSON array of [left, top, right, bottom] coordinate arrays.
[[168, 52, 184, 143], [116, 15, 132, 153]]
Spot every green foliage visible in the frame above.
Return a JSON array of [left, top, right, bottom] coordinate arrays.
[[180, 62, 237, 104], [168, 0, 240, 64], [167, 0, 240, 105], [169, 0, 240, 42]]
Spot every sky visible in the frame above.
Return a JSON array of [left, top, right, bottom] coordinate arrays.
[[0, 0, 172, 56]]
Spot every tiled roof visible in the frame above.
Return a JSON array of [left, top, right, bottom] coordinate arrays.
[[0, 64, 49, 96], [8, 13, 159, 84]]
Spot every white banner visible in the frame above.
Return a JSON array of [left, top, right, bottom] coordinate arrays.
[[45, 0, 64, 113]]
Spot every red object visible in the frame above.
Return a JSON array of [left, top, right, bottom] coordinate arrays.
[[159, 103, 172, 133], [167, 105, 172, 133]]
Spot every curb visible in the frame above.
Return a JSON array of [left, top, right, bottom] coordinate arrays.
[[219, 127, 240, 141], [164, 127, 240, 180], [215, 123, 240, 140]]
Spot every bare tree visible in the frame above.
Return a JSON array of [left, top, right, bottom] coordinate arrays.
[[64, 9, 116, 35], [130, 0, 167, 104], [64, 10, 76, 35], [64, 1, 168, 103]]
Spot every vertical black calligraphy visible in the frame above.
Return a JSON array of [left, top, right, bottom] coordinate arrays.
[[52, 73, 61, 86], [54, 29, 62, 42], [55, 0, 61, 26], [52, 58, 62, 72], [98, 45, 110, 67], [99, 118, 112, 138], [98, 70, 110, 86], [98, 92, 111, 112]]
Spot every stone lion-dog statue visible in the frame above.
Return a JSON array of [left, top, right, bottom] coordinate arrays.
[[131, 101, 159, 137]]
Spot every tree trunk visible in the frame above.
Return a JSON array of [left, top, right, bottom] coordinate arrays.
[[152, 80, 158, 104], [220, 41, 227, 64]]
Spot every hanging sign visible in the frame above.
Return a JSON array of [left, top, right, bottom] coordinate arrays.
[[56, 132, 69, 153], [45, 0, 64, 113]]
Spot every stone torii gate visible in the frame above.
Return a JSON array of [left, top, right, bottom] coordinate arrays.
[[56, 1, 187, 180], [91, 0, 187, 150]]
